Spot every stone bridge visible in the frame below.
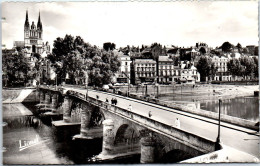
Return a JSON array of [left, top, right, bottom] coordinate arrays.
[[37, 86, 219, 163]]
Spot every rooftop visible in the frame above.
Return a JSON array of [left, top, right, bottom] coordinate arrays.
[[158, 56, 173, 62], [135, 59, 156, 63]]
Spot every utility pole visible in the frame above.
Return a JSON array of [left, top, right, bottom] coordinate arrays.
[[145, 84, 148, 97], [215, 98, 222, 150], [122, 71, 130, 97]]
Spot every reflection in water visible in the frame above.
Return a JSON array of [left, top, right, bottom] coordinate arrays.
[[3, 103, 139, 165], [200, 97, 259, 122], [3, 103, 101, 164]]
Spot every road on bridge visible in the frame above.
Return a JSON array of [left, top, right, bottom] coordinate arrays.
[[64, 86, 259, 159]]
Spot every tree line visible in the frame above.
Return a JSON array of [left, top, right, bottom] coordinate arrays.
[[47, 35, 121, 87], [2, 35, 121, 87]]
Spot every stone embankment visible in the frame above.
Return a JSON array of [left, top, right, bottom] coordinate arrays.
[[117, 84, 259, 101], [2, 87, 39, 103]]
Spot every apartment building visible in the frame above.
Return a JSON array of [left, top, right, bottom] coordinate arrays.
[[134, 59, 156, 84]]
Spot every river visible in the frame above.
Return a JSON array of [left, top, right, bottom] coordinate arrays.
[[2, 103, 139, 164], [159, 95, 259, 122]]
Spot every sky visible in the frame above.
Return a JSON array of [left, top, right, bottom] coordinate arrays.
[[2, 1, 259, 49]]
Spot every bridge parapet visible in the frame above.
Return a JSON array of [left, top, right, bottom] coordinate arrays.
[[82, 93, 215, 154]]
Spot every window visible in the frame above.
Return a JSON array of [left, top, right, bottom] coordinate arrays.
[[125, 62, 127, 66]]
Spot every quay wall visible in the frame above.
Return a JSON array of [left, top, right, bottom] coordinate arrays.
[[2, 87, 39, 103]]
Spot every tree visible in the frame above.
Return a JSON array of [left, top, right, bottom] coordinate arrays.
[[140, 51, 153, 59], [221, 41, 233, 52], [210, 50, 220, 56], [52, 35, 75, 61], [227, 56, 255, 79], [210, 63, 218, 80], [227, 58, 243, 78], [236, 43, 242, 53], [252, 57, 258, 78], [32, 52, 41, 60], [151, 43, 165, 60], [242, 48, 249, 54], [2, 51, 30, 87], [236, 43, 242, 49], [170, 56, 180, 66], [103, 42, 116, 51], [196, 56, 216, 82], [48, 34, 121, 86], [88, 50, 121, 86], [48, 35, 87, 84], [239, 56, 255, 79], [254, 46, 259, 56], [199, 47, 206, 55]]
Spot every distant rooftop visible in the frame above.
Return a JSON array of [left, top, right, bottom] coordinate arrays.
[[135, 59, 156, 63], [158, 56, 173, 62]]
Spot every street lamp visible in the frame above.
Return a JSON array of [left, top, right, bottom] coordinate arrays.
[[215, 98, 222, 150]]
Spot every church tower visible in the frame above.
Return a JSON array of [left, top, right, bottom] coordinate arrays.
[[24, 10, 44, 54]]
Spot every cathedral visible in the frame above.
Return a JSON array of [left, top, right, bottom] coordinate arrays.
[[14, 10, 50, 55]]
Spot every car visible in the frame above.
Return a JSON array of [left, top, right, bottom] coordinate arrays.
[[102, 84, 109, 90]]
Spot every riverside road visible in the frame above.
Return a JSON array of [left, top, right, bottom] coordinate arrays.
[[64, 86, 259, 159]]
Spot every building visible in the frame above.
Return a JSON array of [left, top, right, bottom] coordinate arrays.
[[211, 56, 232, 81], [175, 61, 200, 84], [16, 10, 50, 55], [24, 10, 42, 54], [113, 51, 132, 84], [196, 42, 209, 54], [158, 56, 174, 83], [179, 65, 200, 84], [246, 45, 256, 55], [134, 59, 156, 84]]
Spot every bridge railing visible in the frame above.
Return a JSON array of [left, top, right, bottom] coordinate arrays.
[[128, 93, 258, 131]]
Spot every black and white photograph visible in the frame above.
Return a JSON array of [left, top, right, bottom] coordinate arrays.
[[1, 1, 259, 164]]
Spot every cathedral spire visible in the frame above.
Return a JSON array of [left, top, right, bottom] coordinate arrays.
[[24, 10, 30, 29], [37, 11, 42, 31], [26, 10, 29, 22]]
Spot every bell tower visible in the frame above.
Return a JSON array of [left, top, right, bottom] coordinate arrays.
[[23, 10, 44, 54], [24, 10, 30, 46], [37, 11, 43, 39]]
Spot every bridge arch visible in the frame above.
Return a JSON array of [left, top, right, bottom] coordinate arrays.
[[89, 105, 105, 127], [150, 133, 202, 162], [114, 124, 140, 146]]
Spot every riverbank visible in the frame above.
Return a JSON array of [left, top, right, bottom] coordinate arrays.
[[159, 84, 259, 102], [117, 84, 259, 102]]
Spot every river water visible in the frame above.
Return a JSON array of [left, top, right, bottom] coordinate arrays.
[[2, 103, 139, 165], [159, 95, 259, 122]]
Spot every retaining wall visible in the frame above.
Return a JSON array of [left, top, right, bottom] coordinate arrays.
[[2, 87, 39, 103]]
